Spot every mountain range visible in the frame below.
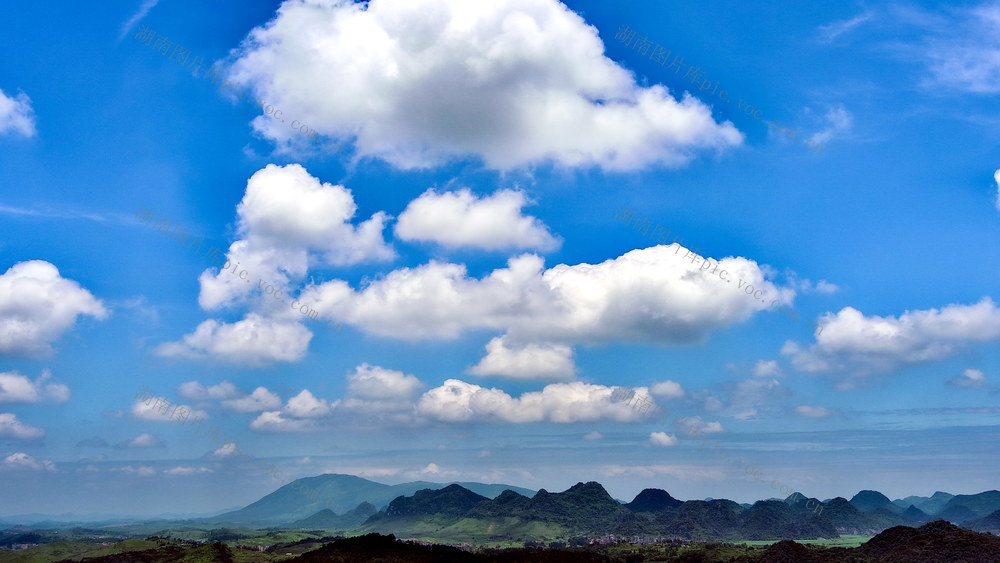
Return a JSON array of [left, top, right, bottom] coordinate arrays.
[[223, 475, 1000, 542], [6, 473, 1000, 544]]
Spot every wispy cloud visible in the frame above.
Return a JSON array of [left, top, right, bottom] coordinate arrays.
[[816, 12, 873, 43], [922, 3, 1000, 93], [807, 105, 854, 146], [118, 0, 160, 42], [795, 405, 838, 418], [994, 168, 1000, 211], [0, 203, 108, 223]]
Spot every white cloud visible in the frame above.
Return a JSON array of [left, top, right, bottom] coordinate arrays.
[[113, 465, 156, 476], [249, 410, 320, 432], [212, 442, 239, 458], [251, 364, 426, 431], [416, 379, 644, 423], [1, 452, 55, 472], [583, 430, 602, 441], [249, 388, 335, 432], [994, 168, 1000, 211], [649, 431, 677, 446], [649, 380, 684, 399], [198, 164, 393, 311], [795, 405, 838, 418], [678, 416, 724, 434], [155, 313, 313, 365], [285, 389, 332, 418], [0, 88, 36, 138], [782, 298, 1000, 380], [131, 400, 208, 422], [116, 432, 164, 449], [226, 0, 741, 171], [752, 360, 784, 378], [0, 370, 70, 403], [467, 336, 575, 380], [341, 363, 424, 413], [302, 245, 792, 345], [395, 188, 559, 251], [222, 386, 283, 412], [0, 261, 107, 357], [164, 466, 212, 476], [178, 381, 239, 401], [0, 413, 45, 440], [947, 368, 988, 388]]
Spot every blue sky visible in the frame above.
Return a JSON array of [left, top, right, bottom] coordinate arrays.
[[1, 0, 999, 518]]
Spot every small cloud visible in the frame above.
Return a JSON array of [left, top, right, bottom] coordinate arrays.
[[0, 88, 37, 138], [583, 430, 603, 441], [115, 433, 165, 449], [249, 410, 319, 432], [1, 452, 56, 472], [75, 437, 110, 448], [212, 442, 240, 458], [408, 462, 460, 480], [131, 400, 208, 422], [947, 368, 988, 388], [155, 314, 312, 366], [752, 360, 784, 378], [478, 449, 491, 457], [0, 413, 44, 440], [284, 390, 332, 418], [0, 369, 71, 403], [649, 380, 684, 399], [680, 416, 724, 434], [649, 431, 677, 446], [467, 336, 576, 380], [395, 188, 560, 252], [163, 466, 212, 476], [795, 405, 838, 418], [178, 381, 239, 401], [0, 261, 107, 357], [112, 465, 156, 476], [221, 386, 282, 412]]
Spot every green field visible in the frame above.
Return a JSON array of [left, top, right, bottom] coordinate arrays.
[[739, 534, 873, 548]]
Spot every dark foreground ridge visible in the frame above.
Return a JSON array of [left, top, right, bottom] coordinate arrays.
[[52, 522, 1000, 562]]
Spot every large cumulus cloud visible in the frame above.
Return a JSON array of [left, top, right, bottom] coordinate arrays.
[[226, 0, 742, 170]]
